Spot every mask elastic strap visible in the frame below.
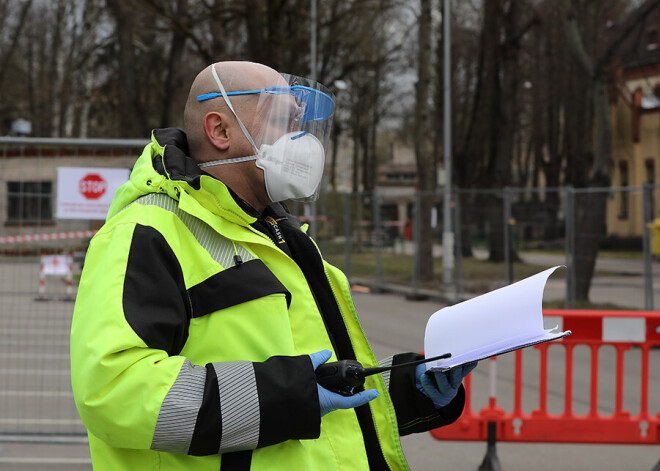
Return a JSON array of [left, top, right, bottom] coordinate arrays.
[[210, 64, 260, 154], [198, 155, 258, 168]]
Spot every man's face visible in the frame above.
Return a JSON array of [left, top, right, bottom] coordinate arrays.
[[249, 92, 304, 147]]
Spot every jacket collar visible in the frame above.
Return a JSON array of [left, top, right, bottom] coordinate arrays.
[[150, 128, 298, 234], [152, 128, 206, 190]]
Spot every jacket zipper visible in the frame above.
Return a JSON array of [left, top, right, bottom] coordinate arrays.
[[321, 257, 410, 471]]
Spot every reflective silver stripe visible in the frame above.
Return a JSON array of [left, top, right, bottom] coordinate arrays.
[[129, 193, 255, 268], [378, 356, 394, 390], [151, 359, 207, 454], [213, 361, 260, 452]]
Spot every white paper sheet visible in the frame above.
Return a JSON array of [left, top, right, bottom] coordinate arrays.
[[425, 266, 571, 371]]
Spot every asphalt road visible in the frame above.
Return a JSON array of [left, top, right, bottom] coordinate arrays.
[[0, 264, 658, 470], [353, 291, 660, 471]]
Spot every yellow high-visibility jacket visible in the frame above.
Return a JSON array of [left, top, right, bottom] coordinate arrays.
[[70, 128, 464, 470]]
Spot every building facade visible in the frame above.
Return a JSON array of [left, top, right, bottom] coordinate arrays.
[[607, 5, 660, 239]]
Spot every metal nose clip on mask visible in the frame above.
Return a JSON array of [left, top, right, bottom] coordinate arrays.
[[197, 63, 335, 203]]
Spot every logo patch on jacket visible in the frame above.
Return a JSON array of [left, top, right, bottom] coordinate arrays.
[[265, 216, 286, 244]]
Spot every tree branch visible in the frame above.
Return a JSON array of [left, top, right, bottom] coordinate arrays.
[[596, 0, 660, 72], [503, 14, 540, 48], [559, 0, 594, 77], [0, 0, 33, 86]]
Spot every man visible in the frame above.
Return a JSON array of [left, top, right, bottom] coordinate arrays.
[[70, 61, 476, 470]]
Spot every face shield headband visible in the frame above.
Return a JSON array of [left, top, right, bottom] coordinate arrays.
[[199, 64, 260, 163]]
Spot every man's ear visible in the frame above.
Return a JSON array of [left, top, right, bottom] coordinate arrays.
[[203, 111, 230, 151]]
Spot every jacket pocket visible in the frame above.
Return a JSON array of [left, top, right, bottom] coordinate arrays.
[[187, 259, 291, 318]]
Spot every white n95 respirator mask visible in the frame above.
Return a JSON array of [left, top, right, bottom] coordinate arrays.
[[199, 131, 324, 202], [256, 132, 325, 202], [197, 63, 334, 203]]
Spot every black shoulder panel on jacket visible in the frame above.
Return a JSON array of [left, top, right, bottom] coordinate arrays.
[[187, 259, 291, 318], [123, 224, 192, 356]]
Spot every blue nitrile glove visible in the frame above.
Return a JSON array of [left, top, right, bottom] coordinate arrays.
[[309, 349, 380, 417], [416, 361, 478, 408]]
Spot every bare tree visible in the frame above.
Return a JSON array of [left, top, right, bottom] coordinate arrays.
[[560, 0, 660, 301], [79, 0, 103, 138], [0, 0, 33, 88], [106, 0, 149, 136], [528, 2, 567, 240], [443, 5, 481, 257], [454, 0, 536, 262]]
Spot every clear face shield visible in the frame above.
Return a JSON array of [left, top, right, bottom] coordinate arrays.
[[197, 64, 335, 203]]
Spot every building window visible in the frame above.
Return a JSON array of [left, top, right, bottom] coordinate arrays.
[[646, 159, 655, 184], [619, 162, 628, 219], [6, 181, 53, 225], [646, 159, 655, 217]]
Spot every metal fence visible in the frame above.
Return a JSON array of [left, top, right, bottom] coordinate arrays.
[[317, 185, 660, 311], [0, 137, 658, 444], [0, 138, 145, 446]]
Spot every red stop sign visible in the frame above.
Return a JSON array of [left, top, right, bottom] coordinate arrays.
[[79, 174, 107, 200]]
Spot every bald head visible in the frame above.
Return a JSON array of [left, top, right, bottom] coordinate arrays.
[[183, 61, 285, 160]]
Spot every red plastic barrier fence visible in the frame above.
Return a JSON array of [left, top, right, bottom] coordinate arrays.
[[430, 310, 660, 445]]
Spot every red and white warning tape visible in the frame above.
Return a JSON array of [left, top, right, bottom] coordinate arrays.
[[0, 230, 97, 245]]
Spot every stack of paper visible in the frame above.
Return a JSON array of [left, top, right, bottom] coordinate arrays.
[[424, 266, 571, 372]]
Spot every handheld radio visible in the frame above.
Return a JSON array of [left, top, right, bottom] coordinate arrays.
[[315, 352, 452, 396]]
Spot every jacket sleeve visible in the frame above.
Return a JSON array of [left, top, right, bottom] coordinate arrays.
[[70, 222, 320, 456], [378, 352, 465, 436]]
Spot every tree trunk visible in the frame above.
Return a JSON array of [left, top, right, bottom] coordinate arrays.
[[49, 0, 65, 137], [265, 0, 285, 71], [573, 77, 612, 301], [208, 4, 226, 62], [369, 61, 381, 192], [161, 0, 187, 128], [458, 191, 474, 257], [574, 190, 607, 301], [245, 0, 266, 65], [488, 198, 506, 262], [482, 0, 504, 261], [414, 0, 434, 280], [79, 0, 101, 138], [352, 98, 361, 193], [330, 122, 341, 190], [540, 13, 564, 240], [61, 0, 79, 137], [107, 0, 148, 137], [0, 0, 33, 87], [360, 126, 369, 191]]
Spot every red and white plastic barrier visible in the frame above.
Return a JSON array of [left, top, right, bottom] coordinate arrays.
[[430, 309, 660, 446], [36, 251, 75, 301], [0, 230, 97, 245]]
